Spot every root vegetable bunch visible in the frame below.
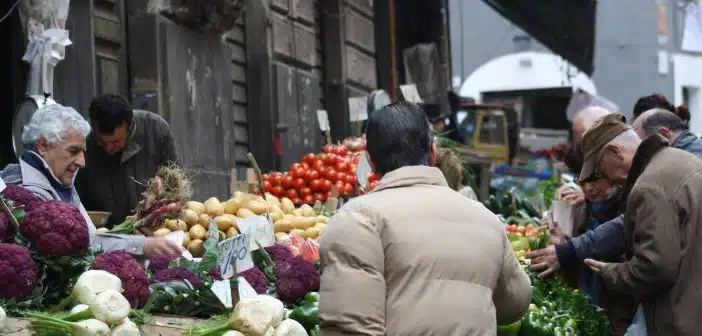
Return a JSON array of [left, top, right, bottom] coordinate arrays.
[[112, 164, 193, 234]]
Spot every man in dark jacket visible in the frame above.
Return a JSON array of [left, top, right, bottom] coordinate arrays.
[[76, 94, 179, 228], [581, 113, 702, 335]]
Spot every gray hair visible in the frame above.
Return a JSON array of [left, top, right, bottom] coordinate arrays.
[[21, 104, 91, 150]]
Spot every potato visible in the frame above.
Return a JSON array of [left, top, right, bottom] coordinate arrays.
[[289, 229, 305, 237], [182, 233, 191, 247], [315, 215, 329, 224], [182, 209, 199, 227], [187, 239, 205, 257], [189, 225, 207, 240], [176, 219, 188, 231], [185, 201, 205, 216], [226, 226, 240, 238], [292, 209, 303, 217], [223, 197, 244, 215], [96, 227, 110, 233], [204, 197, 224, 217], [303, 226, 321, 239], [164, 218, 185, 231], [299, 204, 315, 217], [236, 208, 256, 218], [153, 228, 172, 237], [214, 215, 235, 231], [264, 193, 281, 207], [198, 214, 211, 227], [273, 218, 294, 233], [269, 209, 283, 223], [280, 197, 296, 214], [247, 200, 267, 215], [291, 216, 316, 230]]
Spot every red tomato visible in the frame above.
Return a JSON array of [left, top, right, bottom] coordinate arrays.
[[345, 174, 357, 185], [271, 171, 283, 180], [290, 163, 301, 172], [324, 169, 337, 182], [292, 178, 306, 190], [293, 168, 308, 180], [369, 180, 379, 190], [271, 185, 285, 197], [335, 146, 349, 156], [334, 181, 345, 193], [307, 170, 320, 181], [322, 179, 333, 192], [312, 160, 325, 171], [282, 175, 294, 189], [303, 153, 317, 165], [300, 187, 313, 198], [271, 173, 283, 186], [286, 189, 298, 200], [314, 192, 326, 202], [303, 195, 314, 204], [262, 173, 270, 182], [336, 161, 349, 173], [323, 145, 335, 154], [301, 162, 311, 170], [336, 172, 347, 184], [326, 191, 332, 198], [263, 180, 273, 193], [348, 165, 356, 176], [292, 197, 303, 205], [343, 183, 354, 195], [323, 154, 337, 166], [309, 179, 323, 192], [368, 172, 378, 182]]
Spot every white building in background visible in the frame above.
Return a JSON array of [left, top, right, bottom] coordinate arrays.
[[450, 0, 702, 135]]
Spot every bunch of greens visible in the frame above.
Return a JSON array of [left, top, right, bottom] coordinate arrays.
[[525, 266, 612, 336], [142, 232, 229, 317], [538, 178, 559, 209]]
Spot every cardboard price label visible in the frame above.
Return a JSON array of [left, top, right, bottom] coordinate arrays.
[[238, 215, 275, 250], [316, 110, 330, 131], [217, 233, 253, 279], [210, 280, 233, 308], [356, 153, 372, 188], [348, 96, 368, 122], [237, 276, 258, 300], [400, 84, 423, 104]]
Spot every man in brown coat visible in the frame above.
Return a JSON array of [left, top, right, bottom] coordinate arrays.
[[319, 102, 532, 336], [580, 113, 702, 335]]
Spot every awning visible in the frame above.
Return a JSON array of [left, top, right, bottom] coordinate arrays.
[[482, 0, 597, 76]]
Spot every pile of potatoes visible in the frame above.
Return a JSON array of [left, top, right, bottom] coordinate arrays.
[[150, 191, 330, 257]]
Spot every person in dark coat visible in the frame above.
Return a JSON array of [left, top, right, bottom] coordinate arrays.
[[75, 94, 179, 229]]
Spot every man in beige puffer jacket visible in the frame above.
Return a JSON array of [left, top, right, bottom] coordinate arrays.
[[319, 102, 532, 336]]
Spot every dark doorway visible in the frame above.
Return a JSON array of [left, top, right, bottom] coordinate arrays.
[[1, 3, 27, 167]]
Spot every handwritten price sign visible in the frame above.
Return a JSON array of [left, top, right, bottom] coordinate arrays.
[[238, 215, 275, 250], [217, 233, 253, 279]]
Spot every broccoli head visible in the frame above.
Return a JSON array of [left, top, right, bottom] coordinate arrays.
[[152, 267, 205, 289], [0, 243, 39, 300], [147, 254, 180, 274], [93, 250, 150, 307], [2, 184, 43, 212], [264, 244, 295, 264], [238, 267, 269, 294], [275, 256, 320, 301], [20, 201, 89, 257]]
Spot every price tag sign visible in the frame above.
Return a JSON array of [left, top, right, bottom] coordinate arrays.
[[208, 218, 219, 240], [400, 84, 423, 104], [210, 280, 233, 308], [237, 276, 258, 300], [238, 215, 275, 250], [0, 177, 5, 193], [348, 96, 368, 122], [356, 153, 372, 188], [316, 110, 330, 131], [217, 233, 253, 279]]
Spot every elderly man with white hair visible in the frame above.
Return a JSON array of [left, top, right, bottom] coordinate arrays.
[[0, 104, 182, 257]]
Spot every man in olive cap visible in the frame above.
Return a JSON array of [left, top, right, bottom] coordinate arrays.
[[580, 113, 702, 335]]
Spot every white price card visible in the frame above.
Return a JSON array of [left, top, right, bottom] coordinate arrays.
[[217, 233, 253, 279], [400, 84, 423, 104], [356, 153, 372, 188], [238, 215, 275, 250], [0, 176, 5, 193], [237, 276, 258, 300], [164, 231, 191, 259], [208, 218, 219, 240], [316, 110, 330, 131], [348, 96, 368, 122], [210, 279, 233, 308]]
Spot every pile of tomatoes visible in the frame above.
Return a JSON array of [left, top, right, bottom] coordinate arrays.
[[261, 144, 379, 205]]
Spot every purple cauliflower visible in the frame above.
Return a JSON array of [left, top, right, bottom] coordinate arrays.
[[0, 243, 39, 300], [93, 250, 151, 307], [147, 254, 180, 273], [239, 267, 269, 294], [208, 268, 223, 281], [264, 244, 295, 264], [0, 214, 7, 242], [20, 200, 89, 257], [152, 267, 205, 289], [275, 257, 320, 300], [2, 184, 43, 212]]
